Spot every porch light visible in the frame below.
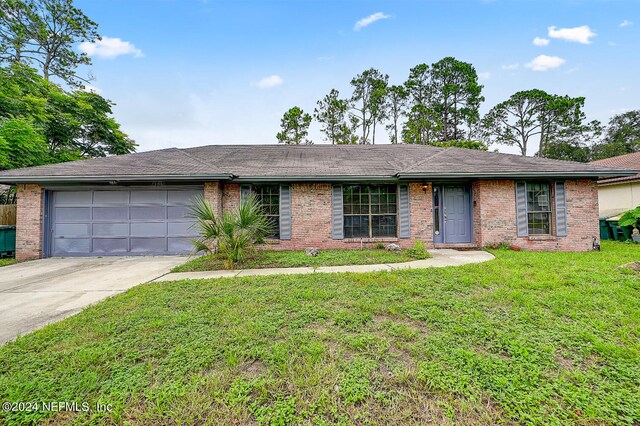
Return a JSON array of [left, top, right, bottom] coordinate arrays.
[[422, 182, 428, 192]]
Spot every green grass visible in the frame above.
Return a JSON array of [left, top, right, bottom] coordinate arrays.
[[172, 248, 420, 272], [1, 241, 639, 425], [0, 258, 17, 267]]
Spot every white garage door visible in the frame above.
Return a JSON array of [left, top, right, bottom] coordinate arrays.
[[49, 188, 202, 256]]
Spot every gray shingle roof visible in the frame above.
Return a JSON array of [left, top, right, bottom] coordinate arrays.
[[0, 144, 633, 183]]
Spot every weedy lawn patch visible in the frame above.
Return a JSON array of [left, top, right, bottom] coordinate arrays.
[[0, 241, 638, 425]]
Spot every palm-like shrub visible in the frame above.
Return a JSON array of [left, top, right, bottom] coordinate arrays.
[[189, 194, 273, 269]]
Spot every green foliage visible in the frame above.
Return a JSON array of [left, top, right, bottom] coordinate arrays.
[[0, 0, 99, 86], [480, 89, 592, 157], [0, 63, 136, 169], [591, 110, 640, 160], [374, 242, 385, 250], [383, 84, 407, 144], [618, 206, 640, 229], [172, 248, 414, 272], [276, 106, 312, 145], [404, 240, 430, 259], [432, 139, 488, 150], [349, 68, 389, 144], [189, 194, 273, 269], [0, 242, 639, 424], [314, 88, 358, 144]]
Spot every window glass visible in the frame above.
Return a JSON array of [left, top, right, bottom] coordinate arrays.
[[526, 182, 551, 235], [343, 185, 397, 238], [253, 185, 280, 239]]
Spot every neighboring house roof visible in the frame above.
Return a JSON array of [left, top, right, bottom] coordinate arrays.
[[0, 144, 633, 184], [590, 152, 640, 185]]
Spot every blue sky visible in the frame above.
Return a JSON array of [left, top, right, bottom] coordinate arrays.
[[75, 0, 639, 154]]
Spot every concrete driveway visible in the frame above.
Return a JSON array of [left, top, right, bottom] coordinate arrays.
[[0, 256, 185, 345]]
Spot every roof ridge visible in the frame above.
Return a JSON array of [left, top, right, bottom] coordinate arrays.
[[400, 147, 450, 173]]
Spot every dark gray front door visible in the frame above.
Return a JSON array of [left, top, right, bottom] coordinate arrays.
[[49, 188, 202, 256], [443, 185, 472, 243]]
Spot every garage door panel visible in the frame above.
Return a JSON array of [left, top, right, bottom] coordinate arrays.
[[93, 207, 129, 221], [93, 238, 128, 253], [131, 191, 167, 204], [168, 237, 193, 253], [94, 191, 129, 204], [130, 206, 165, 220], [93, 223, 129, 237], [54, 238, 90, 254], [131, 222, 166, 237], [55, 223, 90, 237], [131, 237, 166, 253], [55, 191, 92, 205], [168, 190, 200, 204], [50, 188, 201, 256], [56, 207, 91, 221]]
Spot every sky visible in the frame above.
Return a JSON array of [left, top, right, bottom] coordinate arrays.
[[74, 0, 639, 154]]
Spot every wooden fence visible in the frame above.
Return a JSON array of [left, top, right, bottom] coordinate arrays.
[[0, 205, 17, 225]]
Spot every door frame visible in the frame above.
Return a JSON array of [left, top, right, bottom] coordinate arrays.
[[432, 183, 474, 244]]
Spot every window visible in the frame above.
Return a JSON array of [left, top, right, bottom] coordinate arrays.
[[526, 182, 551, 235], [253, 185, 280, 239], [343, 185, 397, 238]]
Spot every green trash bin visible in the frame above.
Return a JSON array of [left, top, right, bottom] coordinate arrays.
[[607, 219, 632, 242], [599, 218, 613, 240], [0, 225, 16, 257]]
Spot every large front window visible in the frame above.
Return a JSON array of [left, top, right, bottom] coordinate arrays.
[[526, 182, 551, 235], [343, 185, 397, 238], [253, 185, 280, 239]]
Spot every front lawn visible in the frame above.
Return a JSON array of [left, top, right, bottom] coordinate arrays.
[[0, 258, 17, 267], [1, 241, 639, 425], [172, 248, 420, 272]]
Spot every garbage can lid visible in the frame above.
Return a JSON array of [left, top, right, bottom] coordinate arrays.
[[0, 225, 16, 230]]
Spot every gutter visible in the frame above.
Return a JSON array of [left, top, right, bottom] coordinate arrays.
[[0, 174, 235, 184], [397, 170, 637, 179]]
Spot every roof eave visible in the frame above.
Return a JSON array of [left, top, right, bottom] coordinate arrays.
[[397, 170, 637, 179], [0, 174, 235, 184]]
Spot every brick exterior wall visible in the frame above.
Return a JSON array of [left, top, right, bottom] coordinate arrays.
[[473, 179, 599, 251], [15, 184, 44, 260], [14, 179, 600, 259]]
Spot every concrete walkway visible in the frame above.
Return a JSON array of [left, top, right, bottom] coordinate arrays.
[[154, 249, 494, 282]]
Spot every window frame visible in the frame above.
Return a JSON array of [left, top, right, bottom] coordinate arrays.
[[342, 184, 398, 239], [251, 184, 280, 239], [525, 181, 553, 236]]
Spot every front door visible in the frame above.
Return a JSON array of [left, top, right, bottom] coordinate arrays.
[[441, 185, 472, 243]]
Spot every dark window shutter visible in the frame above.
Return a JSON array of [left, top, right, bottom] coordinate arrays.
[[331, 185, 344, 240], [398, 184, 411, 238], [555, 181, 568, 237], [240, 184, 252, 200], [279, 185, 292, 240], [515, 181, 529, 237]]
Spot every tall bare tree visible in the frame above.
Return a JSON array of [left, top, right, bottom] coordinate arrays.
[[349, 68, 388, 144]]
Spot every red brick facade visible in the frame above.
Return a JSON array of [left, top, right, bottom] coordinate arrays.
[[15, 184, 44, 260], [13, 179, 600, 259]]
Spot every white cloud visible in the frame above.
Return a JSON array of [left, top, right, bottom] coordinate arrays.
[[525, 55, 566, 71], [79, 36, 144, 59], [533, 37, 550, 46], [477, 72, 491, 80], [547, 25, 596, 44], [354, 12, 391, 31], [82, 85, 102, 94], [501, 63, 519, 70], [255, 75, 283, 88], [620, 20, 633, 27]]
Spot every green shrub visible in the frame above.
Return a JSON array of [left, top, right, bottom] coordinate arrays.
[[374, 242, 385, 250], [405, 241, 430, 259]]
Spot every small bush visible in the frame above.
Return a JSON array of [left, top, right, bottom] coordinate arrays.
[[405, 241, 430, 259], [374, 242, 385, 250]]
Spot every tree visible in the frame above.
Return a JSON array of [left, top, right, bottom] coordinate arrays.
[[430, 57, 484, 141], [402, 63, 439, 144], [0, 118, 49, 170], [349, 68, 388, 144], [0, 0, 99, 86], [0, 63, 136, 167], [276, 106, 312, 145], [314, 89, 358, 144], [383, 84, 407, 144], [591, 110, 640, 160], [480, 89, 590, 156]]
